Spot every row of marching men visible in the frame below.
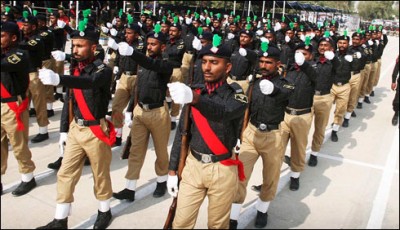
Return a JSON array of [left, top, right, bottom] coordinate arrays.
[[1, 7, 389, 229]]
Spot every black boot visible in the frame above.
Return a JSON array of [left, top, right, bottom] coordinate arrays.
[[351, 111, 357, 117], [113, 189, 135, 202], [308, 155, 318, 167], [331, 130, 338, 142], [93, 210, 112, 229], [283, 155, 291, 166], [357, 102, 363, 109], [289, 177, 299, 191], [37, 218, 68, 229], [84, 157, 91, 166], [171, 121, 177, 130], [251, 184, 262, 192], [29, 108, 36, 117], [12, 178, 36, 196], [254, 211, 268, 228], [114, 137, 122, 147], [229, 219, 238, 229], [153, 181, 167, 198], [31, 133, 49, 143], [342, 119, 349, 128], [370, 90, 375, 97], [364, 96, 371, 104], [392, 113, 399, 126], [47, 109, 55, 118], [48, 157, 63, 170]]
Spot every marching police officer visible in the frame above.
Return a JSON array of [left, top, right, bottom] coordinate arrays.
[[391, 56, 399, 126]]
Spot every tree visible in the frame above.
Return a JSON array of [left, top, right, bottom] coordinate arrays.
[[357, 1, 397, 20]]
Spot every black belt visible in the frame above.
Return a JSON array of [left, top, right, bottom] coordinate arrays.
[[285, 107, 312, 116], [74, 117, 101, 126], [250, 120, 279, 132], [230, 75, 246, 81], [191, 148, 232, 163], [139, 101, 164, 111], [314, 89, 331, 96], [366, 61, 372, 64], [1, 94, 26, 103], [352, 71, 360, 75], [123, 71, 136, 76], [334, 81, 348, 86]]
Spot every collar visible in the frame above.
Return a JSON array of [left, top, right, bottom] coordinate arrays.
[[205, 80, 225, 95], [77, 57, 95, 72], [319, 56, 327, 64]]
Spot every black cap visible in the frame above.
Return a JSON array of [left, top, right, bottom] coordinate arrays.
[[147, 30, 167, 43], [70, 24, 100, 43], [1, 21, 20, 38], [22, 15, 38, 25], [352, 31, 363, 38], [198, 31, 213, 41], [170, 22, 182, 31], [318, 36, 335, 47], [337, 35, 350, 42], [36, 13, 47, 22], [48, 11, 60, 18], [239, 25, 254, 38], [126, 23, 141, 33], [295, 42, 313, 53], [198, 43, 232, 59], [257, 43, 280, 59]]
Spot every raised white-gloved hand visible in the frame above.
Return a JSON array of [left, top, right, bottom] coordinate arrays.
[[382, 29, 387, 35], [274, 22, 281, 32], [355, 52, 362, 59], [295, 51, 305, 66], [259, 79, 274, 95], [110, 28, 118, 36], [112, 17, 117, 25], [51, 50, 66, 61], [260, 37, 269, 43], [239, 48, 247, 56], [168, 82, 193, 104], [368, 39, 373, 46], [57, 20, 66, 28], [167, 174, 178, 197], [118, 42, 134, 56], [362, 44, 366, 48], [192, 36, 202, 51], [344, 55, 353, 62], [256, 30, 263, 36], [247, 74, 253, 82], [285, 35, 290, 43], [185, 17, 192, 25], [59, 132, 67, 149], [300, 34, 305, 42], [324, 50, 335, 60], [106, 22, 113, 29], [124, 112, 132, 128], [113, 66, 119, 74], [101, 26, 109, 34], [375, 40, 379, 45], [310, 32, 316, 39], [330, 31, 334, 36], [227, 33, 235, 39], [137, 22, 142, 28], [107, 38, 119, 50], [38, 68, 60, 86]]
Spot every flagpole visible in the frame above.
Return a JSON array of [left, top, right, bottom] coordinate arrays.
[[261, 1, 265, 18]]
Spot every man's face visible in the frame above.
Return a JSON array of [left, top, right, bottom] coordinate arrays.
[[169, 27, 181, 40], [315, 30, 321, 37], [116, 18, 123, 28], [229, 24, 237, 33], [146, 37, 163, 57], [297, 49, 313, 61], [192, 20, 200, 28], [161, 23, 169, 34], [201, 55, 232, 83], [337, 40, 349, 52], [286, 30, 294, 39], [49, 15, 57, 25], [213, 20, 220, 28], [200, 38, 211, 47], [125, 28, 137, 43], [146, 18, 153, 27], [352, 36, 361, 46], [318, 41, 333, 55], [239, 33, 252, 47], [58, 9, 65, 17], [22, 22, 35, 36], [365, 33, 371, 40], [1, 31, 17, 49], [37, 19, 46, 29], [140, 15, 146, 22], [71, 38, 96, 62], [258, 56, 280, 77], [372, 32, 377, 40], [228, 16, 234, 23], [264, 33, 275, 43]]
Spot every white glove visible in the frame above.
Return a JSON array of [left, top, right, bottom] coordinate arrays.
[[330, 31, 334, 36], [110, 28, 118, 37], [106, 22, 113, 29], [355, 52, 362, 59], [285, 35, 290, 43], [300, 34, 305, 42], [310, 32, 315, 39], [362, 44, 366, 48], [368, 40, 373, 46], [262, 18, 267, 23], [192, 36, 202, 51], [179, 16, 184, 24], [107, 38, 119, 50], [104, 53, 110, 65], [38, 68, 60, 86], [295, 51, 305, 66], [124, 112, 132, 128], [256, 30, 263, 36], [227, 33, 235, 39], [168, 82, 193, 104], [57, 20, 66, 29], [137, 22, 142, 28], [185, 17, 192, 25], [382, 29, 387, 35], [375, 40, 379, 45], [167, 174, 178, 197], [59, 132, 68, 151], [344, 55, 353, 62], [101, 26, 109, 34], [118, 42, 134, 56], [324, 50, 335, 60], [113, 66, 119, 74], [112, 17, 117, 25], [234, 139, 241, 154], [51, 50, 66, 61], [274, 22, 282, 32], [239, 48, 247, 57], [260, 37, 269, 43], [247, 74, 253, 82], [259, 79, 274, 95]]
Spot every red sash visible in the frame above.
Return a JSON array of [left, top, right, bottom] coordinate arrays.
[[191, 90, 245, 181], [0, 83, 29, 131], [72, 68, 116, 146]]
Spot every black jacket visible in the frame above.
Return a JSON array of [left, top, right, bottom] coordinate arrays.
[[1, 48, 31, 97]]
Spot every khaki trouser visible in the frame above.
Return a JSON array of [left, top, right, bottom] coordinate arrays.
[[347, 73, 361, 113], [42, 58, 56, 103], [54, 60, 65, 75], [366, 61, 378, 95], [173, 152, 238, 229], [1, 100, 35, 175], [125, 102, 171, 179], [169, 68, 184, 117], [311, 94, 334, 152], [331, 83, 351, 125], [111, 73, 137, 128], [227, 77, 250, 95], [56, 119, 113, 203], [234, 123, 284, 204], [28, 72, 49, 127], [359, 63, 372, 98], [181, 52, 193, 83], [281, 110, 313, 172], [373, 59, 382, 87]]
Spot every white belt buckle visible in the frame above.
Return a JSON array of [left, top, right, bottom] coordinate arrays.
[[77, 119, 84, 126], [201, 154, 212, 163], [259, 123, 267, 131], [290, 110, 296, 115]]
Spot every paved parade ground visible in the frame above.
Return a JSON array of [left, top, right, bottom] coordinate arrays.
[[1, 36, 399, 229]]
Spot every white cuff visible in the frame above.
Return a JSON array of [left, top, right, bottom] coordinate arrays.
[[255, 198, 270, 213], [157, 175, 168, 183], [55, 203, 71, 219], [126, 179, 137, 191], [230, 203, 242, 220], [345, 112, 352, 119], [21, 172, 34, 182], [332, 124, 340, 131], [291, 171, 300, 178], [310, 151, 319, 156], [98, 198, 111, 212]]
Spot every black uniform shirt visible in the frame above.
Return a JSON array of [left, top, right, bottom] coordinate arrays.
[[230, 47, 258, 80], [1, 48, 31, 97], [114, 36, 146, 74], [19, 32, 45, 71], [38, 27, 56, 60], [165, 38, 186, 68]]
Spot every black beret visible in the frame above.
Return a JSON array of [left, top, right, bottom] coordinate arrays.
[[22, 15, 38, 25], [337, 35, 350, 42], [147, 31, 167, 43], [1, 21, 20, 37], [70, 25, 100, 43], [198, 31, 213, 41], [318, 36, 335, 47], [352, 32, 363, 38], [161, 20, 171, 26], [2, 11, 15, 21], [49, 11, 60, 18], [264, 28, 275, 35], [170, 22, 182, 31], [36, 14, 47, 22], [126, 23, 141, 33], [257, 43, 281, 59], [198, 43, 232, 59], [239, 28, 254, 38], [295, 42, 313, 53]]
